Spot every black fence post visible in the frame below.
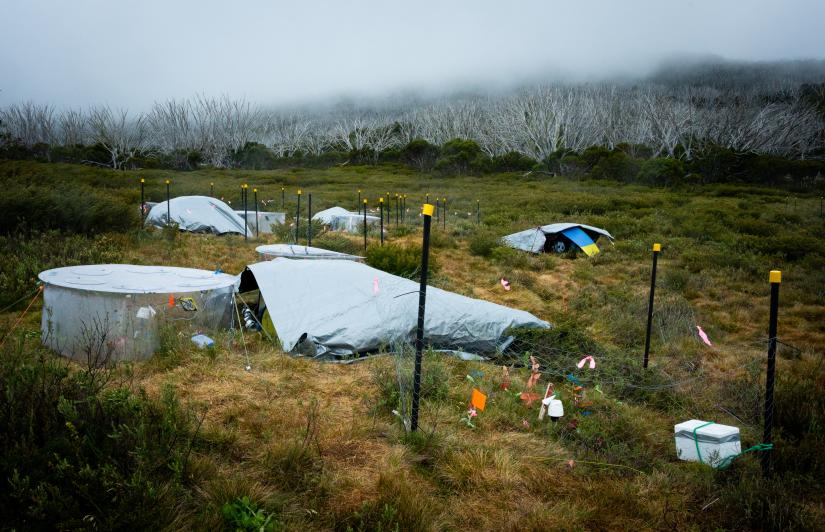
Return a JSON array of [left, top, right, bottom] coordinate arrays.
[[254, 188, 259, 237], [443, 198, 447, 230], [140, 178, 145, 225], [243, 184, 248, 241], [358, 189, 361, 215], [165, 179, 171, 225], [762, 270, 781, 476], [643, 243, 661, 368], [476, 200, 480, 225], [210, 182, 214, 197], [411, 203, 434, 432], [281, 186, 285, 210], [307, 193, 313, 246], [435, 198, 440, 222], [363, 199, 368, 251], [379, 197, 384, 245], [386, 193, 390, 225], [295, 189, 301, 244]]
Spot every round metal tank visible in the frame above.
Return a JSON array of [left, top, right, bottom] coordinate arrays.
[[38, 264, 237, 362]]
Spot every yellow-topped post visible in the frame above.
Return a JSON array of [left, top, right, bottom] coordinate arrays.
[[379, 197, 385, 245], [411, 202, 435, 432], [253, 188, 259, 237], [362, 198, 368, 251], [139, 178, 146, 223], [294, 189, 302, 244], [242, 184, 249, 240], [763, 269, 782, 476], [442, 197, 447, 230], [165, 180, 171, 224], [643, 243, 662, 368]]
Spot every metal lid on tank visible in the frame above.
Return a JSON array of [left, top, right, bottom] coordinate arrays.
[[255, 244, 363, 261], [38, 264, 237, 294]]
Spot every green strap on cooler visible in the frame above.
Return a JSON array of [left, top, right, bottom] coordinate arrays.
[[691, 421, 773, 470]]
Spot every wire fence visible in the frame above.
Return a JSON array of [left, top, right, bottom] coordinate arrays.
[[388, 332, 773, 440]]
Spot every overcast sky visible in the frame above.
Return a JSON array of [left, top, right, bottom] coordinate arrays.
[[2, 0, 824, 109]]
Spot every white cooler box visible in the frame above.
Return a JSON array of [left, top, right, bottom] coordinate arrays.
[[674, 419, 741, 467]]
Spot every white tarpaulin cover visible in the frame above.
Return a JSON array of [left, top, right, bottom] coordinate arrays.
[[236, 211, 286, 234], [256, 244, 363, 261], [239, 259, 549, 357], [503, 223, 615, 254], [145, 195, 251, 235], [39, 265, 237, 361], [313, 206, 380, 232]]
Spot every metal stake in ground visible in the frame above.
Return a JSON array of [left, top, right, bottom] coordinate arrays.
[[363, 199, 368, 251], [210, 182, 214, 197], [395, 194, 400, 226], [477, 200, 480, 225], [281, 187, 285, 209], [165, 179, 171, 226], [243, 184, 248, 241], [411, 202, 435, 432], [386, 192, 391, 225], [358, 189, 361, 214], [295, 189, 302, 244], [307, 193, 313, 246], [443, 198, 447, 230], [762, 270, 781, 476], [140, 178, 145, 225], [643, 243, 661, 368], [379, 197, 384, 245], [254, 188, 259, 237], [435, 198, 440, 222]]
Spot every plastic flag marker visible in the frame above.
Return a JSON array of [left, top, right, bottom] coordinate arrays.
[[577, 355, 596, 369], [696, 325, 713, 346], [470, 388, 487, 411]]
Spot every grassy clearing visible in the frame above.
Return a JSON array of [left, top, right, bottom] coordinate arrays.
[[1, 159, 824, 530]]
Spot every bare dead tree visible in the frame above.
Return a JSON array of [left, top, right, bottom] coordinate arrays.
[[87, 106, 147, 169]]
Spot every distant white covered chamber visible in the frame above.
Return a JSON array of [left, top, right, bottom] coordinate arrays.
[[145, 195, 251, 235], [38, 265, 237, 362]]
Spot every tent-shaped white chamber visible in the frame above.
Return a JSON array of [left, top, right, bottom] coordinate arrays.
[[313, 206, 380, 233], [145, 195, 251, 235], [239, 259, 549, 358], [39, 265, 237, 362]]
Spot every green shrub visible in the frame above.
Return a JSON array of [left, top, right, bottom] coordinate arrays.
[[0, 231, 124, 309], [637, 157, 685, 186], [589, 151, 641, 182], [489, 151, 536, 172], [401, 139, 440, 171], [0, 341, 196, 529], [222, 496, 283, 531], [313, 233, 362, 255], [0, 179, 138, 234], [434, 138, 489, 175], [468, 231, 500, 258], [490, 245, 532, 269], [365, 243, 437, 279]]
